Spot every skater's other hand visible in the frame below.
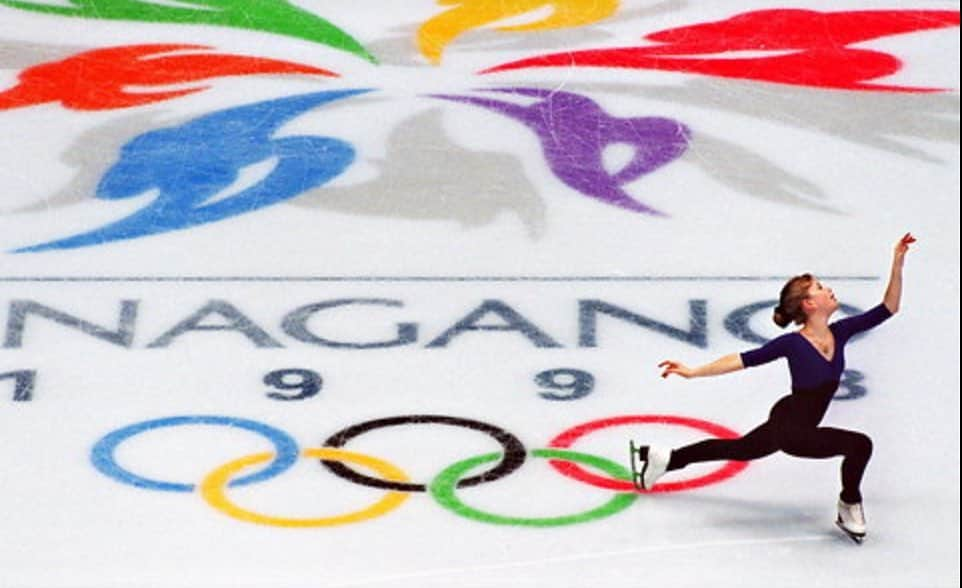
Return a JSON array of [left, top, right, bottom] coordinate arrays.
[[659, 360, 694, 379]]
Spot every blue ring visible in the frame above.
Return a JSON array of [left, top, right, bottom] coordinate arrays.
[[91, 415, 299, 492]]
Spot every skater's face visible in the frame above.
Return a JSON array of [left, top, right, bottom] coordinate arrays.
[[804, 278, 838, 316]]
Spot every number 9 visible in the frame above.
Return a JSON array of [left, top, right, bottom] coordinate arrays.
[[264, 369, 322, 401], [536, 368, 594, 401]]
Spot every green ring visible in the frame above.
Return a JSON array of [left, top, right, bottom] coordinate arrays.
[[429, 448, 638, 527]]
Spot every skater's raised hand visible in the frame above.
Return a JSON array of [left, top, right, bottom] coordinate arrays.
[[883, 233, 913, 314], [894, 232, 916, 262], [659, 360, 694, 379]]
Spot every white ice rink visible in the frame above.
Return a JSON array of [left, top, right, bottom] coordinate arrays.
[[1, 1, 959, 586]]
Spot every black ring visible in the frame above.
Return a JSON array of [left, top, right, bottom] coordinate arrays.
[[321, 415, 527, 492]]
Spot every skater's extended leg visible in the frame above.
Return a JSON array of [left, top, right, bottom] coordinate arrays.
[[666, 420, 777, 471]]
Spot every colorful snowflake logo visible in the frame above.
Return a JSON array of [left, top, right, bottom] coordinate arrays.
[[0, 1, 958, 251]]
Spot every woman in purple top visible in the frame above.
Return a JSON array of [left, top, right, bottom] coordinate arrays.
[[639, 233, 916, 543]]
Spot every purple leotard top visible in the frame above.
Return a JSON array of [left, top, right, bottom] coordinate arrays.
[[740, 303, 893, 391]]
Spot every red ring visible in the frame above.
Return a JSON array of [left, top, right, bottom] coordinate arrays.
[[547, 415, 749, 493]]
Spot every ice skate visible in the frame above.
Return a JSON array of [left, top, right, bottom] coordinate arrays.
[[835, 500, 866, 544], [628, 442, 670, 491]]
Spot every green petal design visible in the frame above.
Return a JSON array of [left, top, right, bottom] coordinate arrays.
[[0, 0, 376, 63]]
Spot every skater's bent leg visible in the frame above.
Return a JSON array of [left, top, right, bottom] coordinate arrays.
[[838, 430, 872, 503], [667, 421, 777, 471], [776, 426, 873, 503]]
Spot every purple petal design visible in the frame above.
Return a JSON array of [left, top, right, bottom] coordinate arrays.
[[432, 87, 690, 215]]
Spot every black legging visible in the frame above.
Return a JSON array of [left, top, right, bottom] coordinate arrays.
[[668, 383, 873, 503]]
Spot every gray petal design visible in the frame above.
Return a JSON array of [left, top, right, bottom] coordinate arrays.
[[684, 132, 838, 214], [8, 113, 161, 213], [0, 41, 84, 69], [290, 108, 546, 237]]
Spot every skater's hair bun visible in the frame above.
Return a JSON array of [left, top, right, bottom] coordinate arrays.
[[774, 273, 814, 328], [772, 305, 790, 328]]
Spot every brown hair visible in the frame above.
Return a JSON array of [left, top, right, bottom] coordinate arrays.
[[773, 273, 814, 328]]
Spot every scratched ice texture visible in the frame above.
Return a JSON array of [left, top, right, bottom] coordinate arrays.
[[0, 1, 958, 587]]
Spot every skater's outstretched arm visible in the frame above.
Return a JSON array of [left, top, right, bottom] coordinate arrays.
[[832, 233, 915, 339], [659, 353, 744, 379], [883, 232, 915, 314]]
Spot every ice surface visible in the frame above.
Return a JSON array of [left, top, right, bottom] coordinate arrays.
[[0, 1, 959, 587]]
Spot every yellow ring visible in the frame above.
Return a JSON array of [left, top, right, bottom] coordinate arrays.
[[200, 447, 410, 527]]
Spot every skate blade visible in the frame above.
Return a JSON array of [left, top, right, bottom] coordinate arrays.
[[628, 440, 645, 491], [835, 520, 865, 544]]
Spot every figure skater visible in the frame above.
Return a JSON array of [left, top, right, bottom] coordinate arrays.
[[638, 233, 916, 543]]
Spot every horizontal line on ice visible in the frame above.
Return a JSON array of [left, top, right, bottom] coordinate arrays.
[[0, 275, 879, 283]]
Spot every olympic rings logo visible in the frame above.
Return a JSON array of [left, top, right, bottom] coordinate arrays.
[[91, 414, 749, 528]]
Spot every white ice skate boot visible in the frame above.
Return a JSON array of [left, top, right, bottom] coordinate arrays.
[[640, 446, 671, 491], [836, 500, 866, 543]]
